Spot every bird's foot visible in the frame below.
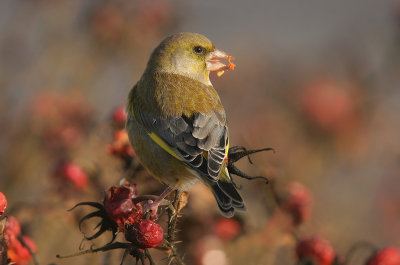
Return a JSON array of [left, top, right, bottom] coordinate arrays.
[[227, 145, 275, 184], [142, 199, 173, 220], [143, 200, 159, 220], [140, 187, 174, 220]]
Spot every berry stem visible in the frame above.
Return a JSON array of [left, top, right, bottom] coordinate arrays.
[[145, 249, 155, 265], [56, 242, 131, 259]]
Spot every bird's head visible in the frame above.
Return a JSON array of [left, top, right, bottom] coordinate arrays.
[[146, 32, 234, 85]]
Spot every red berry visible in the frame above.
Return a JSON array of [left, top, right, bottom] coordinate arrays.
[[7, 235, 37, 265], [104, 183, 143, 230], [125, 219, 164, 249], [106, 129, 135, 160], [213, 218, 241, 241], [367, 246, 400, 265], [281, 182, 313, 226], [0, 192, 7, 216], [301, 78, 356, 133], [21, 236, 37, 253], [4, 216, 22, 246], [56, 162, 89, 191], [296, 237, 335, 265], [3, 216, 35, 264], [112, 105, 128, 125]]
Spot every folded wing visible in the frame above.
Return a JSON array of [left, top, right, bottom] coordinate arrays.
[[135, 110, 227, 181]]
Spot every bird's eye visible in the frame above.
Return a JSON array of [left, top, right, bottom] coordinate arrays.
[[193, 46, 205, 54]]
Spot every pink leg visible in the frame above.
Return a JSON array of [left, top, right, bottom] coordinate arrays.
[[143, 187, 174, 217]]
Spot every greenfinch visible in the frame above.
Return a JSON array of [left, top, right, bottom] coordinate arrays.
[[126, 32, 243, 217]]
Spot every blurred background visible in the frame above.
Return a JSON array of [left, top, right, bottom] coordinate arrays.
[[1, 0, 400, 264]]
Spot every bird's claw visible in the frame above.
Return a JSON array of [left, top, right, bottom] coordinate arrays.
[[227, 145, 274, 184], [143, 199, 172, 220]]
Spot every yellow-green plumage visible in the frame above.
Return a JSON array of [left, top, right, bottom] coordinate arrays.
[[126, 32, 244, 217], [129, 72, 224, 118]]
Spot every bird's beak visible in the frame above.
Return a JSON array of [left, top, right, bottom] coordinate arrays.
[[206, 49, 235, 72]]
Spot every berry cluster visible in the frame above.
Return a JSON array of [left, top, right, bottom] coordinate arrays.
[[104, 183, 143, 230], [61, 182, 164, 264], [270, 181, 400, 265], [106, 106, 136, 168], [293, 226, 400, 265], [106, 129, 136, 163], [104, 183, 163, 249]]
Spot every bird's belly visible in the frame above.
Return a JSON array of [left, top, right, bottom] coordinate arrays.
[[126, 117, 199, 190]]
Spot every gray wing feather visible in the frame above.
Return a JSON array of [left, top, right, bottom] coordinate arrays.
[[136, 109, 227, 181], [198, 125, 222, 151], [193, 113, 209, 127]]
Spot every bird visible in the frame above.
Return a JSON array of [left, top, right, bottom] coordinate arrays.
[[126, 32, 243, 218]]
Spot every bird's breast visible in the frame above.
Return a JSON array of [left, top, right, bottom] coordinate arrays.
[[126, 114, 200, 190], [152, 72, 224, 118]]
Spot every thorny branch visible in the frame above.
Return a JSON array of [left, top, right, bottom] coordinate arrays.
[[166, 191, 185, 265]]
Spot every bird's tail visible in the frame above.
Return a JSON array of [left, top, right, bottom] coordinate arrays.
[[207, 178, 246, 218]]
